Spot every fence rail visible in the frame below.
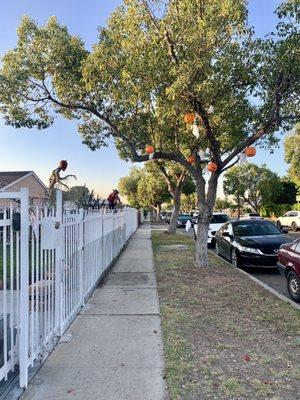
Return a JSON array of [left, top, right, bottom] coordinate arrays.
[[0, 189, 139, 389]]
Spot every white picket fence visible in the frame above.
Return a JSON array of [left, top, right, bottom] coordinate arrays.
[[0, 189, 138, 388]]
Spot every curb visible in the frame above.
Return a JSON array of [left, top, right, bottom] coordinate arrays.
[[208, 249, 300, 311]]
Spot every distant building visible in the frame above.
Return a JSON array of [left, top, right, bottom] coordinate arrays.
[[0, 171, 48, 208]]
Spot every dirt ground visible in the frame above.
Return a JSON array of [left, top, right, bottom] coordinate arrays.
[[152, 231, 300, 400]]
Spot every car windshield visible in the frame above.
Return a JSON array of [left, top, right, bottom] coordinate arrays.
[[211, 214, 230, 224], [233, 221, 281, 237]]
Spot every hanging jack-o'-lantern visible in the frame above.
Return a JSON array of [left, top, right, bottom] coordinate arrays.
[[184, 113, 195, 124], [187, 155, 196, 164], [245, 146, 256, 157], [207, 162, 218, 173], [145, 145, 155, 154]]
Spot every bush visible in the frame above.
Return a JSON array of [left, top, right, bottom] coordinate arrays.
[[292, 203, 300, 211], [261, 204, 293, 218]]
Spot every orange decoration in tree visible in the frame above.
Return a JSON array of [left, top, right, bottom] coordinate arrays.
[[184, 113, 195, 124], [207, 162, 218, 173], [145, 145, 155, 154], [245, 146, 256, 157], [187, 155, 196, 164]]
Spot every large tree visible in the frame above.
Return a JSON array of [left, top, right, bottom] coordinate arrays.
[[153, 161, 195, 233], [284, 124, 300, 187], [119, 167, 144, 208], [64, 185, 102, 208], [275, 179, 298, 205], [137, 163, 171, 219], [224, 163, 283, 214], [0, 1, 299, 266]]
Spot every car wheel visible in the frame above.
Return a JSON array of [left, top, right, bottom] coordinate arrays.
[[276, 221, 282, 229], [231, 249, 240, 268], [287, 271, 300, 303], [292, 222, 298, 232]]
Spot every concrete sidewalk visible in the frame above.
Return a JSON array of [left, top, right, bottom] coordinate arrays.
[[21, 224, 167, 400]]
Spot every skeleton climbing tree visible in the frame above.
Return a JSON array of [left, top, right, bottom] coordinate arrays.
[[0, 0, 299, 266]]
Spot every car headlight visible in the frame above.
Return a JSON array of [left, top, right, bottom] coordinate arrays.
[[235, 243, 262, 255]]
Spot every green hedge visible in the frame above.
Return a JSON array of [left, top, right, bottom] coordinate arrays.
[[261, 203, 300, 218]]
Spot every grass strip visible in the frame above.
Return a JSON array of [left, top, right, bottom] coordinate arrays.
[[152, 231, 300, 400]]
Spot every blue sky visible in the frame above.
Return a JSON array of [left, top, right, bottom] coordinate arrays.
[[0, 0, 285, 197]]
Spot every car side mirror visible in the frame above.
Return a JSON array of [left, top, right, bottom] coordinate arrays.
[[282, 228, 288, 234]]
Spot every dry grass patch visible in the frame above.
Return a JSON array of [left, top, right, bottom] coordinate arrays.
[[152, 231, 300, 400]]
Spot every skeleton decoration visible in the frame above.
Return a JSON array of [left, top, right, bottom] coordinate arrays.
[[192, 123, 200, 138], [207, 105, 214, 114], [238, 152, 247, 165], [48, 160, 77, 199], [198, 149, 207, 161]]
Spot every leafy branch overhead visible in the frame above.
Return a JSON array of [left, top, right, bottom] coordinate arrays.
[[0, 0, 299, 266], [284, 124, 300, 187], [0, 1, 299, 176]]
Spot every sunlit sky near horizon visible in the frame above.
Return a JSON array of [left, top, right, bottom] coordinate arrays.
[[0, 0, 285, 198]]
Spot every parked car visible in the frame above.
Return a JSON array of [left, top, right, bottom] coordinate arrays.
[[240, 213, 263, 220], [165, 211, 173, 223], [215, 219, 292, 268], [160, 211, 167, 221], [176, 214, 193, 228], [193, 212, 230, 246], [276, 211, 300, 232], [277, 239, 300, 303]]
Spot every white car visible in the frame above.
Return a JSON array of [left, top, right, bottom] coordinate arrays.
[[277, 211, 300, 232], [240, 213, 263, 220], [193, 212, 231, 246]]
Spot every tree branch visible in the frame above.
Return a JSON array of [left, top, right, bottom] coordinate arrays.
[[155, 161, 175, 194], [141, 0, 179, 65], [221, 71, 285, 169], [191, 96, 222, 165]]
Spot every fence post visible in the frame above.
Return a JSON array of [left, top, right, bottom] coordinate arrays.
[[101, 212, 104, 274], [78, 209, 84, 306], [55, 190, 63, 335], [19, 188, 29, 388]]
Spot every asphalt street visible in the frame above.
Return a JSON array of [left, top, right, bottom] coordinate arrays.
[[245, 231, 300, 300]]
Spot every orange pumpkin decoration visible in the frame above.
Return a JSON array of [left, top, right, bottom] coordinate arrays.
[[187, 155, 196, 164], [184, 113, 195, 124], [145, 145, 155, 154], [245, 146, 256, 157], [207, 162, 218, 173]]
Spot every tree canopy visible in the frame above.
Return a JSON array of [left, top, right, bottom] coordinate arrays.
[[0, 0, 299, 266], [223, 163, 283, 213], [119, 167, 144, 208], [1, 2, 298, 169], [63, 185, 102, 208], [119, 163, 171, 211], [284, 124, 300, 187]]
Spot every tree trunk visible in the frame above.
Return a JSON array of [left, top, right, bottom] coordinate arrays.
[[194, 172, 219, 268], [237, 195, 241, 219], [156, 204, 161, 222], [168, 188, 181, 234], [151, 207, 157, 221]]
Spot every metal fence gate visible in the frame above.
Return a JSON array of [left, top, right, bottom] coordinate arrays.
[[0, 189, 138, 389]]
